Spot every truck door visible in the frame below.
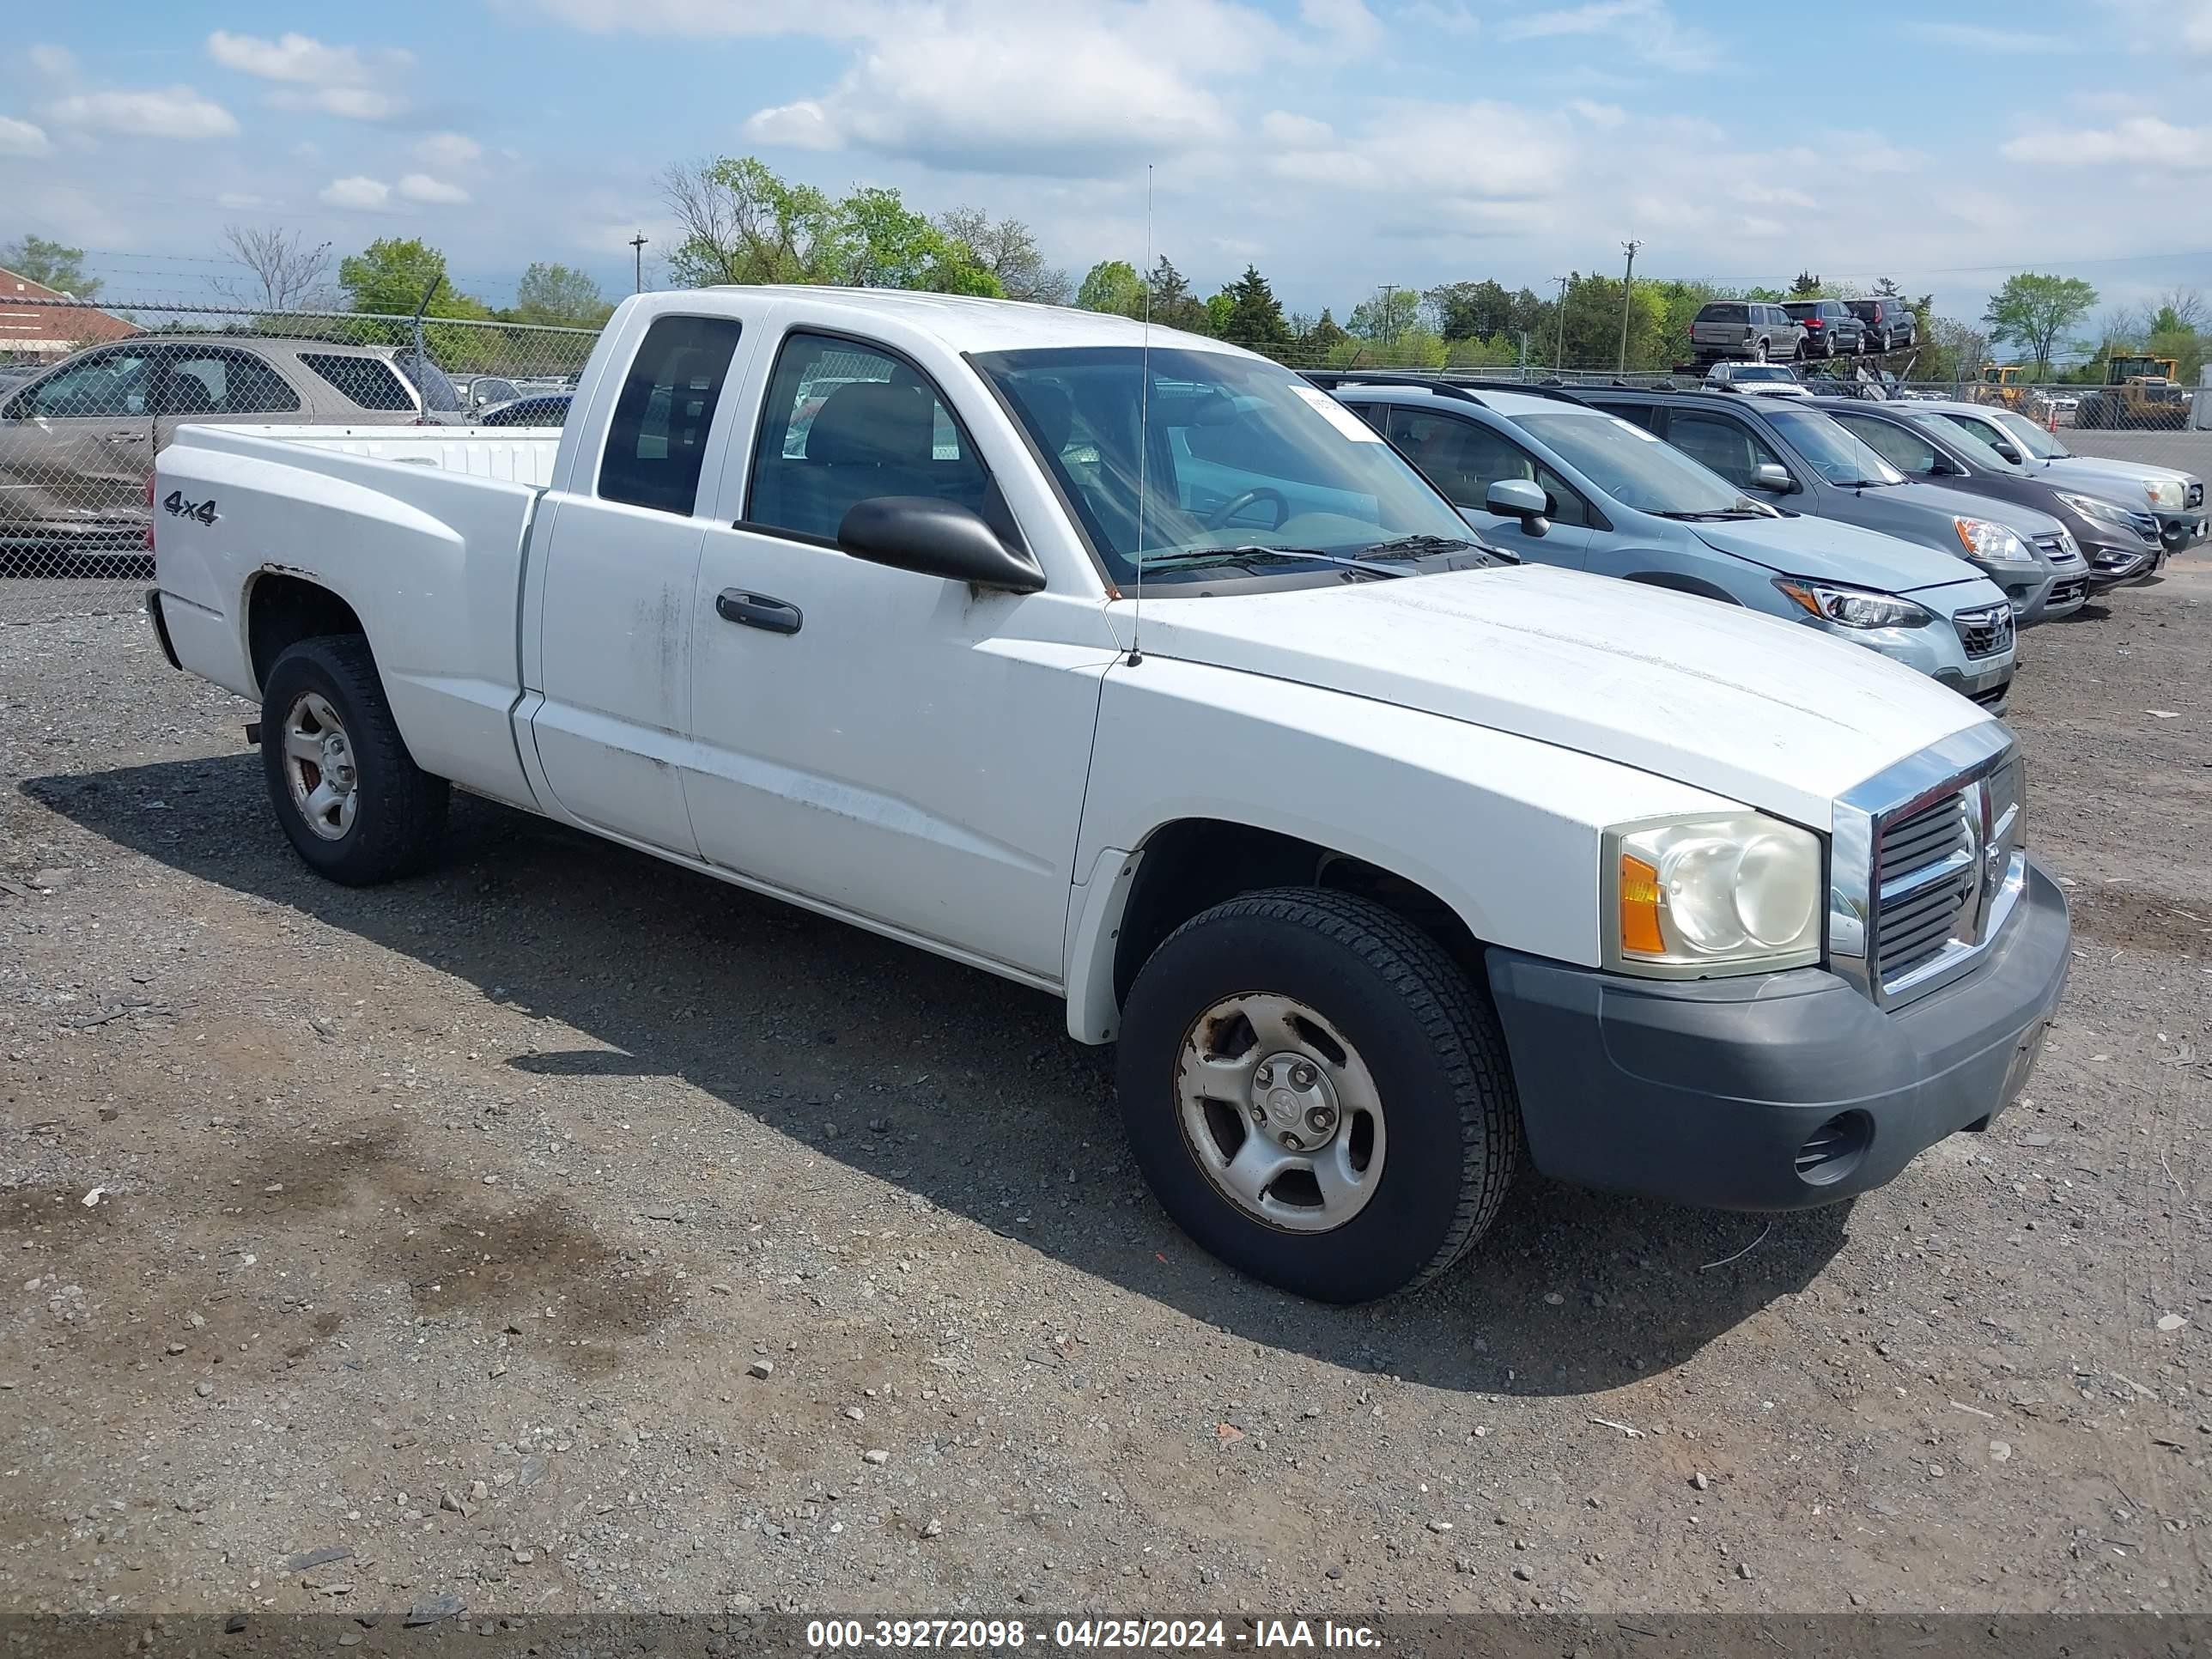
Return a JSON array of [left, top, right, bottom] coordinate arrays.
[[526, 313, 750, 856], [679, 326, 1103, 982]]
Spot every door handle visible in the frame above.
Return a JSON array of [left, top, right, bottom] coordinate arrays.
[[715, 589, 802, 635], [103, 433, 149, 445]]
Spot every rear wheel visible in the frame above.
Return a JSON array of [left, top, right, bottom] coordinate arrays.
[[260, 634, 448, 885], [1116, 888, 1522, 1303], [1754, 340, 1770, 363]]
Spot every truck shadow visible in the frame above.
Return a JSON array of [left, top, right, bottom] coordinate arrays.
[[23, 755, 1847, 1398]]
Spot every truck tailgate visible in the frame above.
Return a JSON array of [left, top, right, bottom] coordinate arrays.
[[153, 424, 559, 811]]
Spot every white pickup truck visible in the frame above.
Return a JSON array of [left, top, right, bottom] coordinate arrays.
[[146, 289, 2069, 1303]]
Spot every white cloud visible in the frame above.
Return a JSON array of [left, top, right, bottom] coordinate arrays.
[[2100, 0, 2212, 57], [399, 173, 471, 204], [46, 87, 239, 140], [0, 116, 51, 156], [521, 0, 884, 34], [2002, 117, 2212, 171], [209, 30, 410, 120], [1500, 0, 1719, 71], [29, 45, 76, 80], [308, 86, 403, 120], [1395, 0, 1480, 35], [1299, 0, 1382, 51], [206, 30, 375, 84], [739, 4, 1267, 175], [416, 131, 483, 168], [1260, 111, 1335, 149], [1903, 21, 2065, 52], [1567, 98, 1625, 127], [319, 175, 392, 210]]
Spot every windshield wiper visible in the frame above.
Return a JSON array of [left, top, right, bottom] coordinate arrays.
[[1356, 532, 1515, 564], [1138, 546, 1413, 580], [1654, 509, 1753, 521]]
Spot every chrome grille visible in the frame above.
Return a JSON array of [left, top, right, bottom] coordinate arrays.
[[1953, 604, 2013, 659], [1871, 758, 2021, 992], [2031, 532, 2083, 569]]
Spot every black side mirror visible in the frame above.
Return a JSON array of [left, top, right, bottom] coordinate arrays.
[[1991, 441, 2023, 464], [837, 496, 1045, 594], [1486, 477, 1550, 535]]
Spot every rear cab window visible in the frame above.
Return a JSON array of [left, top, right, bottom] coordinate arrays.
[[597, 313, 745, 516]]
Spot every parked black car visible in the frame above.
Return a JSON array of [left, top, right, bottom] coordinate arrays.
[[1811, 397, 2164, 588], [1783, 301, 1866, 359], [1845, 298, 1919, 354]]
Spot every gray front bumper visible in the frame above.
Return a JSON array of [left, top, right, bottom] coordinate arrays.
[[1484, 862, 2069, 1212]]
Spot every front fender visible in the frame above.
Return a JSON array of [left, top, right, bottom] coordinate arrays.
[[1062, 655, 1738, 1042]]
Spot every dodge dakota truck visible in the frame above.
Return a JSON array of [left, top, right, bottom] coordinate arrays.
[[145, 289, 2070, 1304]]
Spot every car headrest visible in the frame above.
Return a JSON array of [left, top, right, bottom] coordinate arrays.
[[805, 380, 933, 465]]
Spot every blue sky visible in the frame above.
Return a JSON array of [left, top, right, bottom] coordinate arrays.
[[5, 0, 2209, 343]]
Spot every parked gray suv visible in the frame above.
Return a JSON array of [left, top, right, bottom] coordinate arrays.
[[1322, 378, 2017, 710], [1581, 388, 2089, 623], [1690, 301, 1805, 364]]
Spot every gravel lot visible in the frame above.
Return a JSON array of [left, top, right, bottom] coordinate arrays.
[[1, 551, 2206, 1627]]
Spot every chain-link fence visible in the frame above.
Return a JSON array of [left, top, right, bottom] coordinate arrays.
[[0, 298, 598, 595]]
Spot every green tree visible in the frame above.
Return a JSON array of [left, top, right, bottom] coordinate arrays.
[[659, 156, 842, 287], [1982, 272, 2099, 379], [1297, 308, 1348, 356], [1, 234, 100, 300], [510, 262, 614, 328], [1445, 334, 1519, 368], [337, 238, 489, 318], [937, 207, 1068, 304], [836, 186, 999, 294], [1790, 270, 1823, 299], [1075, 259, 1146, 318], [1424, 279, 1515, 342], [1218, 265, 1289, 348], [1146, 258, 1212, 333], [1348, 288, 1421, 345]]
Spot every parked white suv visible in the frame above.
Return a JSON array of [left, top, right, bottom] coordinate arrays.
[[144, 289, 2070, 1302]]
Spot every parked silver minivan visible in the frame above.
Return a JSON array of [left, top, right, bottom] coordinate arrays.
[[1691, 301, 1805, 365]]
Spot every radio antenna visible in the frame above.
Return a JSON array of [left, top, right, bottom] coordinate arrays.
[[1128, 163, 1153, 667]]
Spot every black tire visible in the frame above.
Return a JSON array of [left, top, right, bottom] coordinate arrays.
[[1115, 888, 1522, 1303], [259, 633, 448, 885], [1754, 340, 1770, 363]]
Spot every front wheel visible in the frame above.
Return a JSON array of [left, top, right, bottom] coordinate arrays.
[[260, 634, 449, 885], [1116, 889, 1522, 1303]]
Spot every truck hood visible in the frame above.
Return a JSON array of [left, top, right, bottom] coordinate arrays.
[[2036, 453, 2200, 492], [1687, 513, 1990, 598], [1125, 563, 1987, 830]]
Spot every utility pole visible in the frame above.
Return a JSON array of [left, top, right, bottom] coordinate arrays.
[[1551, 275, 1570, 372], [1617, 240, 1642, 374], [630, 231, 648, 295], [1375, 283, 1397, 347]]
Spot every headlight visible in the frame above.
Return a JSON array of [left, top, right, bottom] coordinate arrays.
[[1607, 814, 1823, 975], [1773, 578, 1931, 629], [2146, 479, 2185, 509], [2055, 490, 2138, 530], [1953, 517, 2033, 562]]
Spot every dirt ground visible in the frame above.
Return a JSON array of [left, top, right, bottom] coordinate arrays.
[[1, 555, 2205, 1627]]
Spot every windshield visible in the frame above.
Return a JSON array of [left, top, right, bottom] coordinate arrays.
[[1918, 412, 2026, 475], [1762, 405, 1906, 487], [1509, 410, 1768, 516], [1726, 365, 1795, 384], [1988, 407, 2069, 459], [970, 346, 1474, 589]]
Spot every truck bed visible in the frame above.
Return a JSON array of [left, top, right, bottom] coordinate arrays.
[[152, 422, 563, 811]]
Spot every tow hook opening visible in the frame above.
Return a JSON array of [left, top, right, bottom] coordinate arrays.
[[1795, 1109, 1873, 1187]]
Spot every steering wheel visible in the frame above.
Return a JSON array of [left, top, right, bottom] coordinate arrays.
[[1203, 487, 1290, 531]]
